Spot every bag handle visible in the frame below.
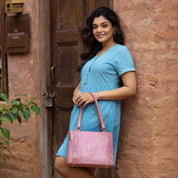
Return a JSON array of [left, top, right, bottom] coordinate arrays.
[[77, 92, 106, 132]]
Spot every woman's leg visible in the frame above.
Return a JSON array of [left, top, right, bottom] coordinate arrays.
[[55, 156, 95, 178]]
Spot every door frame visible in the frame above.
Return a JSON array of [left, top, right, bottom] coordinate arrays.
[[38, 0, 53, 177]]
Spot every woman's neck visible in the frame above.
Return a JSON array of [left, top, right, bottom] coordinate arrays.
[[97, 40, 117, 57], [102, 40, 117, 51]]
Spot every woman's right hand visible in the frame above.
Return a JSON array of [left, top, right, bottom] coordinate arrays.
[[72, 88, 82, 105]]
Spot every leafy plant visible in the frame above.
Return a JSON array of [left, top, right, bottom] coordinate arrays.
[[0, 94, 40, 167]]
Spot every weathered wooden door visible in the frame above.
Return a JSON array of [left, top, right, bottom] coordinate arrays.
[[50, 1, 115, 178]]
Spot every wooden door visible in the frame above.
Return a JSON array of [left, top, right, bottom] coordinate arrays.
[[50, 1, 115, 178]]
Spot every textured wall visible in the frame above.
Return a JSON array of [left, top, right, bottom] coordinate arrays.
[[114, 1, 178, 178], [0, 0, 41, 177], [1, 1, 178, 178]]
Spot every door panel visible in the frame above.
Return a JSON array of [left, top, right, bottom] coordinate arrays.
[[89, 0, 112, 14], [55, 45, 79, 86], [56, 0, 83, 31], [51, 1, 114, 178]]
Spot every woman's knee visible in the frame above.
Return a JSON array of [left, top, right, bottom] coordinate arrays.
[[55, 156, 68, 175]]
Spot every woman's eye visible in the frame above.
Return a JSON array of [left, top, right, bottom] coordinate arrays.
[[93, 26, 97, 29], [102, 24, 108, 28]]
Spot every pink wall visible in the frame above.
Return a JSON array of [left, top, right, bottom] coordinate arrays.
[[0, 0, 41, 177], [114, 1, 178, 177]]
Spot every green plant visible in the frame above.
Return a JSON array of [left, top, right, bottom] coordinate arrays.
[[0, 94, 40, 167]]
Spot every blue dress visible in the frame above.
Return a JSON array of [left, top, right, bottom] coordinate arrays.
[[56, 44, 135, 165]]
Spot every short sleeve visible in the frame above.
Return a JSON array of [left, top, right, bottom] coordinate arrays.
[[115, 46, 135, 77]]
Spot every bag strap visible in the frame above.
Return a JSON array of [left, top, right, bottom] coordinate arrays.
[[77, 92, 106, 132]]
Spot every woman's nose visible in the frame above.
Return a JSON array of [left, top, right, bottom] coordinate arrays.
[[97, 26, 101, 32]]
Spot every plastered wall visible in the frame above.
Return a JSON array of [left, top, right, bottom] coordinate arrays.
[[114, 1, 178, 178], [0, 0, 41, 177]]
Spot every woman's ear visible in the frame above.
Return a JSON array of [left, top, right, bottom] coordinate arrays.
[[113, 27, 116, 36], [113, 27, 116, 34]]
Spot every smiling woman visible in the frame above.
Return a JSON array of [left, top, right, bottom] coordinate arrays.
[[55, 6, 136, 178]]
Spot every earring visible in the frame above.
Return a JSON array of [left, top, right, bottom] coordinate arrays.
[[113, 31, 116, 36]]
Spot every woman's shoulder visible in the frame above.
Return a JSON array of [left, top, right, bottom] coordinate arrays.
[[114, 44, 130, 53], [112, 44, 133, 59], [112, 44, 133, 63]]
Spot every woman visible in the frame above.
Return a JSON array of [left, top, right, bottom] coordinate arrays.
[[55, 7, 137, 178]]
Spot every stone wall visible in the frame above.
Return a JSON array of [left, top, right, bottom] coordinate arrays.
[[114, 1, 178, 178], [0, 0, 41, 177]]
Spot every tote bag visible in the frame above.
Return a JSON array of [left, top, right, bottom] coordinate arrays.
[[67, 92, 114, 168]]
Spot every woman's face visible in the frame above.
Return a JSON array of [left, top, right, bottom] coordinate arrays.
[[92, 16, 115, 45]]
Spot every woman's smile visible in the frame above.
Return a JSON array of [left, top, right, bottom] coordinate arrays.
[[97, 34, 105, 38]]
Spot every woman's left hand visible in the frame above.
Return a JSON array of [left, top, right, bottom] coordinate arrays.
[[75, 92, 94, 107]]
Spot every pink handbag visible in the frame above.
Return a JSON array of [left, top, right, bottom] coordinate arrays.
[[66, 92, 114, 168]]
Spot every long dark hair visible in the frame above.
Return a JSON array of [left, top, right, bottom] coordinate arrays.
[[80, 7, 125, 67]]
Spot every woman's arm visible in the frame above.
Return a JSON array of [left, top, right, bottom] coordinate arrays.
[[96, 71, 136, 100], [76, 71, 136, 107], [74, 81, 81, 91]]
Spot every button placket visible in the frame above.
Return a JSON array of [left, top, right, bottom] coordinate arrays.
[[85, 56, 97, 85]]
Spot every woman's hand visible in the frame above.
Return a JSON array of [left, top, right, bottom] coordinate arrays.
[[72, 88, 82, 105], [74, 92, 94, 107]]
